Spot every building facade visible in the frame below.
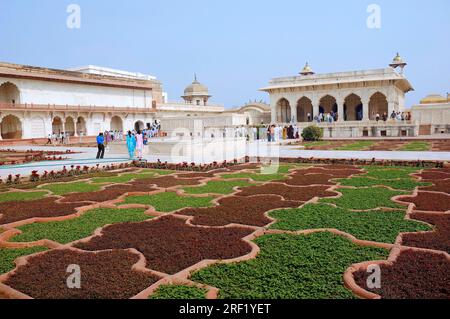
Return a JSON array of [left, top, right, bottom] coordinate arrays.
[[0, 62, 164, 140], [260, 55, 423, 138], [0, 62, 268, 141], [411, 94, 450, 135]]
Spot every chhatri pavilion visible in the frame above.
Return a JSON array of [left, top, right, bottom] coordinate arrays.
[[260, 54, 432, 138]]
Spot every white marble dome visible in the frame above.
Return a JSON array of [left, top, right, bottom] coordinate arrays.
[[183, 77, 209, 97]]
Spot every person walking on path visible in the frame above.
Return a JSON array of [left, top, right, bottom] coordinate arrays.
[[96, 132, 105, 159], [46, 134, 52, 145], [135, 130, 144, 160], [126, 131, 136, 159]]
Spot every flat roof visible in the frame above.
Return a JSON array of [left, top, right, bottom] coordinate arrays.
[[260, 68, 414, 92], [0, 62, 161, 90]]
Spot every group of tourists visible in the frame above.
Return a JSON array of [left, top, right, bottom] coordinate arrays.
[[314, 112, 338, 123], [266, 124, 299, 142], [373, 111, 411, 122], [96, 129, 144, 160], [390, 111, 411, 122], [103, 130, 124, 144], [125, 130, 145, 160], [96, 123, 162, 160], [46, 132, 71, 145]]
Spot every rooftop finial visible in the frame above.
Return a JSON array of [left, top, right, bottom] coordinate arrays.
[[389, 52, 407, 74], [300, 62, 315, 76]]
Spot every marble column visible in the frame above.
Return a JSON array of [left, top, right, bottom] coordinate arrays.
[[271, 106, 277, 123], [312, 98, 319, 121], [362, 98, 370, 121], [337, 99, 344, 122], [388, 101, 396, 116], [290, 104, 297, 124]]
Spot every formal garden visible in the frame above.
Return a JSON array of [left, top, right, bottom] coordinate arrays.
[[0, 161, 449, 299], [300, 139, 450, 151]]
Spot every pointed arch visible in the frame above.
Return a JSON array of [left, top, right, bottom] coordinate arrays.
[[52, 116, 63, 134], [319, 95, 337, 114], [369, 92, 388, 120], [344, 93, 363, 121], [65, 117, 75, 136], [76, 116, 87, 136], [110, 116, 123, 131], [0, 82, 20, 104], [276, 98, 291, 123], [296, 97, 313, 122], [1, 115, 22, 139]]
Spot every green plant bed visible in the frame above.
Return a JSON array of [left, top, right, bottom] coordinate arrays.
[[303, 141, 331, 148], [270, 204, 430, 243], [362, 166, 421, 180], [334, 141, 375, 151], [320, 187, 407, 210], [400, 141, 430, 151], [40, 181, 102, 195], [183, 180, 253, 195], [261, 164, 310, 174], [121, 192, 215, 212], [191, 232, 388, 299], [0, 247, 47, 274], [139, 169, 175, 175], [337, 177, 431, 191], [90, 172, 158, 184], [221, 172, 286, 182], [149, 285, 207, 299], [11, 208, 152, 244], [0, 191, 48, 203]]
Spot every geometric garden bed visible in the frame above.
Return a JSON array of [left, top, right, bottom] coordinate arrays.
[[0, 162, 449, 299]]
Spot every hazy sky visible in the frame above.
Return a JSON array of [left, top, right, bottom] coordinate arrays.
[[0, 0, 449, 108]]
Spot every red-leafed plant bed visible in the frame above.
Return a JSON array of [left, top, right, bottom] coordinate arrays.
[[431, 141, 450, 151], [60, 184, 159, 203], [416, 170, 450, 181], [4, 249, 158, 299], [132, 176, 204, 188], [396, 192, 450, 212], [74, 216, 254, 274], [353, 250, 450, 299], [318, 164, 363, 170], [178, 195, 300, 227], [402, 213, 450, 254], [226, 163, 261, 171], [294, 167, 364, 178], [176, 169, 229, 179], [236, 184, 337, 202], [419, 179, 450, 194], [0, 198, 90, 225], [278, 173, 337, 186]]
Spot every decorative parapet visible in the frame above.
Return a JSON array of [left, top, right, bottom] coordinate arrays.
[[156, 102, 225, 113], [0, 103, 157, 114], [260, 68, 413, 93]]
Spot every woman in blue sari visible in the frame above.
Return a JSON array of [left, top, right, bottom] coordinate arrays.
[[126, 131, 136, 159]]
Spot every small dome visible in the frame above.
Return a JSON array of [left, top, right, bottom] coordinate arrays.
[[300, 62, 315, 76], [420, 94, 447, 104], [183, 75, 209, 97], [393, 53, 403, 63], [389, 52, 407, 69]]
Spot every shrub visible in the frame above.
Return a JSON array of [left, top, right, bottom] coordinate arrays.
[[301, 126, 323, 141]]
